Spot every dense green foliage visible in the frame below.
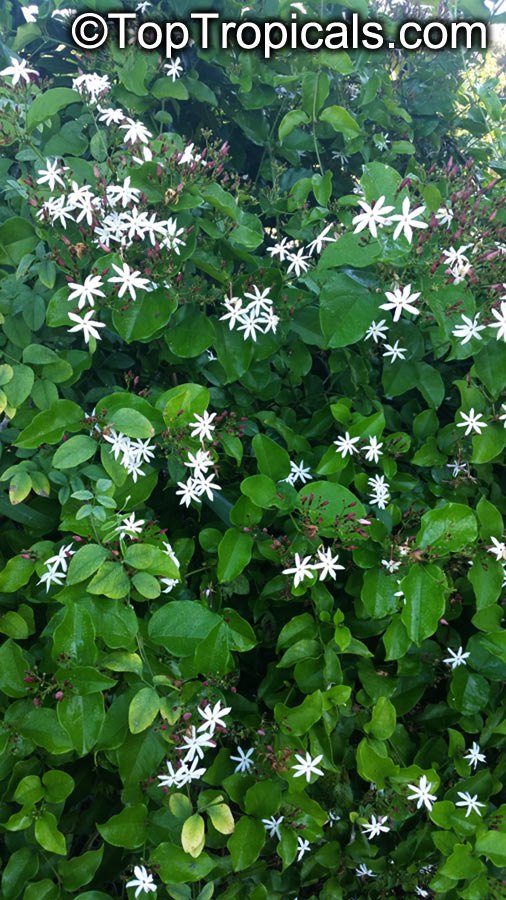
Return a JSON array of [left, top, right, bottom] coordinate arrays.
[[0, 0, 505, 898]]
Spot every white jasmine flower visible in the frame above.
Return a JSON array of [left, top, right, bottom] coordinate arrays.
[[126, 864, 157, 897], [306, 223, 336, 256], [197, 700, 231, 734], [184, 449, 213, 477], [282, 553, 315, 588], [463, 742, 486, 770], [243, 285, 272, 316], [175, 757, 207, 786], [236, 312, 266, 342], [67, 274, 105, 310], [292, 751, 324, 782], [365, 319, 389, 343], [286, 248, 311, 277], [435, 207, 454, 227], [189, 410, 217, 442], [455, 791, 486, 817], [106, 176, 141, 209], [391, 197, 427, 243], [192, 472, 222, 502], [452, 314, 486, 345], [352, 196, 394, 238], [67, 310, 106, 344], [285, 459, 312, 486], [489, 301, 506, 342], [380, 284, 421, 321], [97, 106, 126, 125], [37, 567, 66, 592], [443, 646, 470, 669], [407, 775, 437, 811], [120, 117, 152, 145], [267, 236, 292, 261], [36, 159, 66, 191], [1, 56, 39, 85], [44, 543, 75, 573], [381, 559, 401, 573], [382, 340, 407, 363], [220, 297, 245, 329], [116, 513, 145, 540], [363, 435, 383, 463], [175, 479, 202, 507], [230, 746, 255, 773], [360, 814, 390, 840], [456, 409, 487, 436], [178, 726, 215, 762], [262, 815, 284, 839], [313, 546, 345, 580], [72, 72, 110, 103], [108, 262, 150, 301], [296, 836, 311, 861], [355, 863, 376, 878], [164, 56, 183, 81], [333, 431, 360, 458], [488, 537, 506, 561]]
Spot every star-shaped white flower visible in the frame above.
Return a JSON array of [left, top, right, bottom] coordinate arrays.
[[230, 746, 255, 773], [164, 56, 183, 81], [455, 790, 486, 817], [1, 57, 39, 86], [489, 300, 506, 341], [360, 814, 390, 840], [452, 314, 486, 345], [67, 310, 106, 344], [189, 410, 217, 442], [442, 646, 470, 669], [407, 775, 437, 811], [334, 431, 360, 458], [282, 553, 315, 588], [296, 836, 311, 861], [463, 741, 486, 770], [391, 197, 427, 243], [355, 863, 376, 878], [380, 284, 420, 321], [313, 546, 345, 580], [285, 459, 312, 486], [68, 274, 105, 310], [364, 319, 389, 343], [197, 700, 231, 734], [306, 223, 336, 256], [382, 340, 407, 363], [108, 262, 150, 301], [363, 435, 383, 463], [262, 815, 284, 839], [178, 726, 215, 762], [352, 196, 394, 238], [456, 409, 487, 436], [292, 751, 324, 782], [126, 864, 157, 897], [488, 536, 506, 561]]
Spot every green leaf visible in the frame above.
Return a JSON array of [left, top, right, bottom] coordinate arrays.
[[57, 693, 105, 755], [217, 529, 253, 583], [181, 813, 206, 858], [35, 811, 67, 855], [150, 844, 215, 883], [0, 555, 35, 592], [1, 847, 39, 899], [278, 109, 309, 142], [52, 435, 97, 469], [367, 697, 397, 740], [26, 87, 81, 131], [42, 769, 75, 803], [227, 817, 265, 871], [401, 565, 448, 644], [319, 105, 360, 138], [417, 503, 478, 552], [148, 601, 221, 656], [206, 802, 235, 835], [97, 803, 148, 849], [66, 544, 110, 585], [58, 847, 104, 891], [0, 639, 29, 697], [319, 273, 377, 348], [128, 687, 160, 733], [107, 408, 155, 439], [87, 562, 130, 599], [16, 399, 84, 448], [475, 830, 506, 867], [252, 433, 290, 481]]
